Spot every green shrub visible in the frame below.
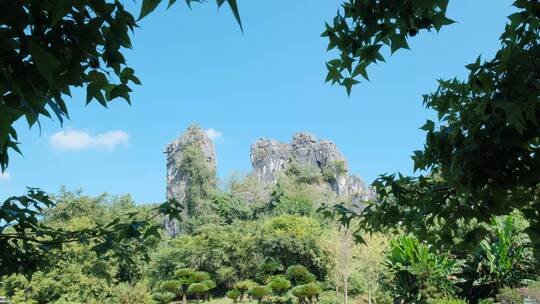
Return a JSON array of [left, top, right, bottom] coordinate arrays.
[[385, 235, 464, 302], [187, 283, 208, 303], [190, 271, 211, 283], [477, 299, 495, 304], [151, 292, 175, 304], [226, 289, 241, 303], [291, 283, 321, 304], [321, 160, 347, 182], [256, 261, 284, 283], [0, 274, 28, 298], [496, 287, 522, 304], [160, 280, 181, 296], [428, 298, 468, 304], [249, 285, 271, 304], [317, 291, 340, 304], [286, 163, 322, 185], [114, 282, 152, 304], [262, 295, 294, 304], [469, 215, 535, 292], [234, 280, 257, 302], [268, 277, 291, 296], [201, 279, 216, 291], [285, 265, 316, 285]]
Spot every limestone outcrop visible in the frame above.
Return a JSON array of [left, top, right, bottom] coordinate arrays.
[[164, 127, 371, 236], [164, 124, 216, 235], [250, 132, 368, 197]]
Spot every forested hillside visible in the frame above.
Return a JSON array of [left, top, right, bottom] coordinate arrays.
[[2, 131, 539, 303], [0, 153, 392, 303]]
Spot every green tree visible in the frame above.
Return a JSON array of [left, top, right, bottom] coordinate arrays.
[[174, 268, 196, 304], [260, 215, 330, 279], [226, 289, 241, 303], [114, 282, 153, 304], [249, 285, 271, 304], [292, 283, 322, 304], [152, 291, 175, 304], [285, 265, 316, 286], [0, 0, 240, 278], [323, 0, 540, 261], [0, 0, 240, 170], [201, 279, 217, 301], [234, 280, 257, 303], [187, 283, 208, 303], [178, 145, 217, 218], [268, 277, 291, 296], [160, 280, 183, 302]]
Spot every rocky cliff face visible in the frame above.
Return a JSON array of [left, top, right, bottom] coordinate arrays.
[[164, 127, 371, 235], [250, 132, 367, 197], [164, 124, 216, 236]]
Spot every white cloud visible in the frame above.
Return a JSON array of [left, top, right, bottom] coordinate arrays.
[[205, 128, 222, 140], [49, 129, 129, 151], [0, 172, 10, 181]]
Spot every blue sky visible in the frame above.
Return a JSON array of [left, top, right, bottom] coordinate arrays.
[[1, 0, 516, 203]]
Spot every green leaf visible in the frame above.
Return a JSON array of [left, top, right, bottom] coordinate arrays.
[[110, 84, 132, 104], [50, 0, 72, 25], [120, 67, 135, 84], [28, 40, 60, 86], [144, 225, 161, 239], [420, 120, 435, 132], [352, 62, 369, 81], [432, 12, 455, 32], [465, 56, 481, 71], [224, 0, 243, 32], [389, 34, 410, 54], [86, 81, 107, 107], [139, 0, 162, 20], [343, 77, 360, 96]]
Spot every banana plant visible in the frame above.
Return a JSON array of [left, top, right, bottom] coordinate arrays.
[[385, 235, 464, 303]]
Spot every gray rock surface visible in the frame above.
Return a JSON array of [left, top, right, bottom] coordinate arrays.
[[250, 138, 290, 184], [164, 124, 216, 236], [250, 132, 368, 197], [164, 127, 372, 236]]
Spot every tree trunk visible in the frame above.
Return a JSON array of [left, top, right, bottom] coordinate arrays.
[[334, 271, 339, 299], [342, 230, 350, 304], [182, 294, 187, 304]]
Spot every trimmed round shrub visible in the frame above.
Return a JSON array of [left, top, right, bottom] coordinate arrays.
[[285, 265, 316, 285], [249, 285, 271, 303], [268, 277, 291, 296], [190, 271, 211, 282], [152, 292, 175, 304], [160, 280, 181, 295], [188, 282, 209, 302], [227, 289, 241, 302], [175, 268, 196, 278], [201, 279, 217, 291], [291, 283, 321, 303]]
